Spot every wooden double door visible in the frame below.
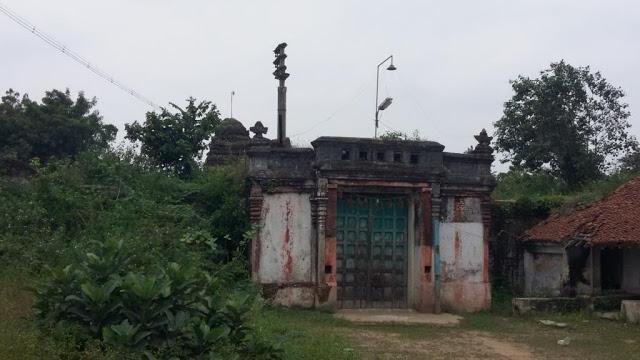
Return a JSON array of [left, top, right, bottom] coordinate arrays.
[[336, 194, 408, 308]]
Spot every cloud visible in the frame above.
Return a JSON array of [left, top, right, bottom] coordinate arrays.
[[2, 0, 639, 173]]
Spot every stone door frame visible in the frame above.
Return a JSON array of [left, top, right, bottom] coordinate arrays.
[[320, 180, 435, 311]]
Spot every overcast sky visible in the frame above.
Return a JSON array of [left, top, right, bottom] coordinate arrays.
[[2, 1, 639, 171]]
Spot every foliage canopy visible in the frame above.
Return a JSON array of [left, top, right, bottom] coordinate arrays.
[[125, 97, 221, 177], [494, 61, 637, 188], [620, 149, 640, 173], [0, 89, 116, 164]]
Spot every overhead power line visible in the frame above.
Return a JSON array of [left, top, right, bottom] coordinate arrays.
[[0, 3, 159, 109], [290, 78, 374, 139]]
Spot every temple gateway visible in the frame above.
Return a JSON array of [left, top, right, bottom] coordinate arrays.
[[207, 43, 495, 312]]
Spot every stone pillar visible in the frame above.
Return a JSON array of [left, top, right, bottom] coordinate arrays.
[[312, 178, 328, 305], [249, 184, 264, 282], [418, 187, 435, 312], [431, 183, 442, 313], [277, 84, 287, 146], [321, 184, 338, 305], [481, 195, 492, 284]]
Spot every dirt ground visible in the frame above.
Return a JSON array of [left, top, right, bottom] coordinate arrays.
[[336, 310, 534, 359], [335, 309, 462, 326], [351, 329, 534, 360]]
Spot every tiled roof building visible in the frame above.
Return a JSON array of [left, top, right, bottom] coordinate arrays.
[[526, 177, 640, 246], [523, 177, 640, 297]]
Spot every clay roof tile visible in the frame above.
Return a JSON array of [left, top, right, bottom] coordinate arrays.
[[525, 177, 640, 246]]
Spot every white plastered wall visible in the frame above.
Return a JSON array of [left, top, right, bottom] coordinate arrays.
[[257, 193, 313, 284]]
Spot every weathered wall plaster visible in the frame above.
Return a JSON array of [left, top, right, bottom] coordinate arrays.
[[257, 193, 314, 306], [440, 222, 489, 311], [247, 134, 494, 312], [439, 197, 490, 312], [523, 245, 567, 296]]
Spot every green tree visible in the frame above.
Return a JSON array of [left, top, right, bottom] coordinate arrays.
[[494, 61, 637, 189], [0, 88, 116, 163], [125, 98, 221, 177], [620, 150, 640, 173]]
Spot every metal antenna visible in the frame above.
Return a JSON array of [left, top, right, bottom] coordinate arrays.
[[230, 90, 235, 118]]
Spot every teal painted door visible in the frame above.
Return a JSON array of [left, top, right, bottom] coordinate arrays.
[[336, 194, 408, 308]]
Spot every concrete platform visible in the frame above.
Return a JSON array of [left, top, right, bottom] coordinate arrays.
[[621, 300, 640, 323], [334, 309, 462, 325], [513, 294, 640, 314]]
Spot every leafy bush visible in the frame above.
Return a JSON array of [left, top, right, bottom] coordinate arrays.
[[492, 197, 564, 223], [492, 169, 563, 200], [494, 166, 640, 201], [0, 148, 249, 273], [562, 170, 639, 207], [0, 148, 269, 357], [35, 238, 282, 359], [379, 129, 422, 141]]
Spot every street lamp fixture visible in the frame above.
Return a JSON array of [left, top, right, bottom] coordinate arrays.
[[378, 97, 393, 111], [375, 55, 397, 138]]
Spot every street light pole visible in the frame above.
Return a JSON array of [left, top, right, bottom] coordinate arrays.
[[374, 55, 397, 138]]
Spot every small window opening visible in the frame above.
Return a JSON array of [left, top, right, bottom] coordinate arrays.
[[359, 151, 368, 160], [376, 151, 385, 161], [393, 152, 403, 162], [424, 265, 431, 274], [340, 149, 350, 160], [325, 265, 333, 274], [410, 153, 419, 164]]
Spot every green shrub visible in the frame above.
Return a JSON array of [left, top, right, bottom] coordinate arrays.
[[0, 148, 275, 358], [0, 148, 250, 274], [492, 169, 563, 200], [0, 145, 270, 357], [35, 238, 282, 359]]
